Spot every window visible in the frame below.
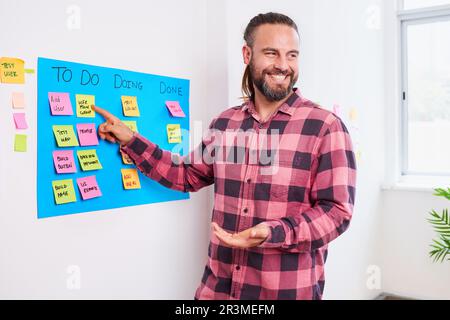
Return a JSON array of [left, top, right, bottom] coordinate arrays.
[[399, 2, 450, 177], [403, 0, 450, 10]]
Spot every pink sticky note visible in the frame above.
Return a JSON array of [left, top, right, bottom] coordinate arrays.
[[165, 101, 186, 118], [333, 104, 342, 117], [76, 175, 102, 200], [53, 150, 77, 174], [13, 113, 28, 129], [12, 92, 25, 109], [48, 92, 73, 115], [76, 123, 99, 146]]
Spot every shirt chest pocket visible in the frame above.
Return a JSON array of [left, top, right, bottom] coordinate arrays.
[[255, 160, 311, 201]]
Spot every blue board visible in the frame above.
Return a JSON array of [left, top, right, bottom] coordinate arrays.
[[37, 57, 190, 219]]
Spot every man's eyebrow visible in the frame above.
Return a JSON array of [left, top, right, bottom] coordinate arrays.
[[261, 48, 299, 55]]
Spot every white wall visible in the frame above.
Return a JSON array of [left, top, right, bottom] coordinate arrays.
[[224, 0, 386, 299], [0, 0, 221, 299]]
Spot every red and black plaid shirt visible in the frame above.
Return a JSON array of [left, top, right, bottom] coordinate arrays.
[[121, 89, 357, 300]]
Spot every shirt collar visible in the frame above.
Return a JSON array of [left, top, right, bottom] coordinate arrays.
[[241, 88, 302, 117]]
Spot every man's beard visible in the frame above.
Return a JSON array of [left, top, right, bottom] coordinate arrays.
[[250, 62, 298, 102]]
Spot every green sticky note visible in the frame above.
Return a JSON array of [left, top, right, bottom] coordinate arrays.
[[76, 94, 95, 118], [52, 179, 77, 205], [123, 120, 138, 133], [14, 134, 27, 152], [52, 125, 79, 147], [77, 149, 102, 171]]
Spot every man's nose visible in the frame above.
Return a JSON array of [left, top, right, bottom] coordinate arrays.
[[274, 55, 289, 71]]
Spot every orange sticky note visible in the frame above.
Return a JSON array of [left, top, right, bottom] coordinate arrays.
[[121, 168, 141, 190], [12, 92, 25, 109], [0, 57, 25, 84]]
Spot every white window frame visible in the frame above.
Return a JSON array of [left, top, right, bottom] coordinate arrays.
[[383, 0, 450, 191]]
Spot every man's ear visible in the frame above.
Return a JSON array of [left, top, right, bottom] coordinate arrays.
[[242, 44, 251, 65]]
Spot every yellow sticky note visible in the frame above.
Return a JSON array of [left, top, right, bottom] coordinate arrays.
[[76, 94, 95, 118], [14, 134, 27, 152], [123, 121, 138, 133], [120, 149, 133, 165], [77, 149, 103, 171], [52, 179, 77, 205], [121, 168, 141, 190], [0, 57, 25, 84], [349, 108, 358, 122], [167, 124, 182, 144], [52, 125, 79, 147], [121, 96, 140, 117]]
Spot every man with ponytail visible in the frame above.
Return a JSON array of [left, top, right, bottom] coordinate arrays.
[[94, 12, 357, 300]]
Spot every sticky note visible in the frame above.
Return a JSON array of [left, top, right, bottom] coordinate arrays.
[[121, 168, 141, 190], [123, 121, 138, 133], [14, 134, 27, 152], [167, 124, 182, 143], [52, 179, 77, 205], [0, 57, 25, 84], [76, 94, 95, 118], [13, 113, 28, 129], [48, 92, 73, 115], [165, 101, 186, 118], [120, 149, 133, 165], [52, 150, 77, 174], [121, 96, 140, 117], [76, 123, 99, 146], [52, 125, 79, 147], [349, 108, 358, 122], [76, 176, 102, 200], [77, 149, 102, 171], [12, 92, 25, 109]]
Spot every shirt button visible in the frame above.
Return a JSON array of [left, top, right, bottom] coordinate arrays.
[[236, 265, 241, 270], [258, 124, 263, 129], [243, 208, 248, 213], [247, 178, 251, 183]]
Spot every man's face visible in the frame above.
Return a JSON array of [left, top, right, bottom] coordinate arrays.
[[244, 24, 300, 102]]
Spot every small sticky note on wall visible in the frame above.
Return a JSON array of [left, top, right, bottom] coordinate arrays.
[[14, 134, 27, 152], [53, 150, 77, 174], [76, 94, 95, 118], [76, 175, 102, 200], [77, 149, 102, 171], [12, 92, 25, 109], [121, 168, 141, 190], [121, 96, 140, 117], [167, 124, 182, 143], [165, 101, 185, 118], [52, 179, 77, 205], [0, 57, 25, 84], [76, 123, 99, 146], [53, 125, 79, 147], [13, 113, 28, 129], [48, 92, 73, 115], [123, 121, 138, 133]]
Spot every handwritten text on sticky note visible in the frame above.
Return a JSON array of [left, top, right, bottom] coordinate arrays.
[[121, 96, 140, 117], [77, 149, 102, 171], [165, 101, 186, 117], [76, 176, 102, 200], [48, 92, 73, 115], [76, 94, 95, 117], [52, 125, 79, 147], [52, 179, 77, 205], [76, 123, 99, 146], [121, 168, 141, 190], [0, 57, 25, 84], [167, 124, 182, 143], [53, 150, 77, 174]]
